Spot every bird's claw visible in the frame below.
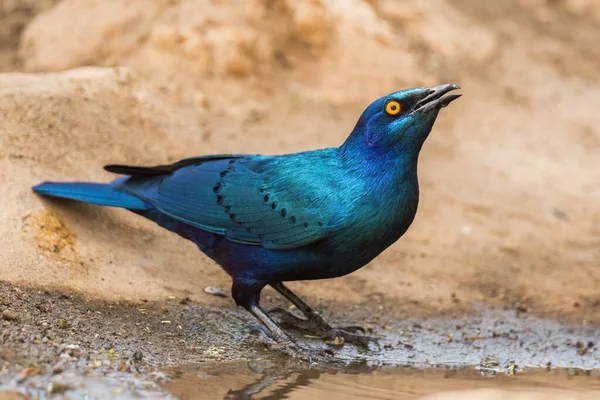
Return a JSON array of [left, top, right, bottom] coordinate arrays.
[[248, 324, 312, 361], [318, 348, 335, 357], [338, 325, 366, 335], [248, 326, 276, 345], [267, 307, 375, 348], [326, 329, 378, 348]]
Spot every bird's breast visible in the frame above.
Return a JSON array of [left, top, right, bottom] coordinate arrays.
[[324, 177, 419, 274]]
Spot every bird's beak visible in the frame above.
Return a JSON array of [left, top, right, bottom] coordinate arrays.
[[414, 84, 462, 113]]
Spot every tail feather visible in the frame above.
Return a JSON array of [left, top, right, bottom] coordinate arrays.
[[32, 182, 150, 210]]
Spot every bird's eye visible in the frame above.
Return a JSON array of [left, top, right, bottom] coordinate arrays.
[[385, 100, 401, 116]]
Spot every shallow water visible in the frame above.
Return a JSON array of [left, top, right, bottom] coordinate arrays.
[[158, 309, 600, 399], [160, 362, 600, 400]]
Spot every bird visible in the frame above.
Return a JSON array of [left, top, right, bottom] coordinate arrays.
[[32, 84, 461, 359]]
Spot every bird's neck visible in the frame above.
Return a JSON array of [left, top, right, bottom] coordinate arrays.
[[338, 131, 422, 187], [336, 133, 421, 257]]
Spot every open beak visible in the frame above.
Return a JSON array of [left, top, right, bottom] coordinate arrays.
[[414, 84, 462, 113]]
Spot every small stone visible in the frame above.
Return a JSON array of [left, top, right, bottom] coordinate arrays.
[[47, 381, 71, 394], [131, 350, 143, 362], [179, 297, 190, 305], [552, 208, 569, 221], [333, 336, 345, 346], [505, 360, 518, 375], [16, 367, 40, 383], [479, 355, 500, 376], [161, 306, 168, 313], [0, 392, 27, 400], [52, 363, 65, 374], [55, 319, 69, 329], [2, 309, 17, 321], [203, 287, 227, 297]]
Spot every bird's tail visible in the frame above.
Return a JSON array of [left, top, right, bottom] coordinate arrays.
[[32, 182, 150, 210]]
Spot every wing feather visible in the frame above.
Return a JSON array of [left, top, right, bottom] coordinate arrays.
[[114, 152, 341, 249]]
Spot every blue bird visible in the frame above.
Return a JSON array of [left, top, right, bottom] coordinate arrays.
[[33, 84, 461, 358]]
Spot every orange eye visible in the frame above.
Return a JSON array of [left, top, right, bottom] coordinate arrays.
[[385, 100, 401, 116]]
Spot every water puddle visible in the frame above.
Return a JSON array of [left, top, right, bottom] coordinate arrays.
[[157, 309, 600, 399], [160, 361, 600, 399]]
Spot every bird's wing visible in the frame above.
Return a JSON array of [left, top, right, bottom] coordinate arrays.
[[104, 154, 249, 177], [111, 153, 342, 250]]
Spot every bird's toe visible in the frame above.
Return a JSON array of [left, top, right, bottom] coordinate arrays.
[[339, 325, 366, 335], [327, 329, 377, 348], [248, 326, 277, 346], [248, 325, 313, 361]]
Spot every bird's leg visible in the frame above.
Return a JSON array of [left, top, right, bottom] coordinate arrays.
[[247, 302, 309, 359], [232, 281, 309, 359], [271, 282, 360, 332], [269, 282, 376, 348]]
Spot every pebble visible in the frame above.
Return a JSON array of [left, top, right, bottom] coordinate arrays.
[[131, 350, 143, 361], [47, 381, 71, 394], [55, 319, 69, 329], [2, 309, 17, 321], [52, 362, 65, 374], [0, 392, 28, 400], [16, 367, 40, 383], [203, 287, 227, 297]]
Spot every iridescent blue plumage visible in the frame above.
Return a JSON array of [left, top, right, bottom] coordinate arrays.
[[32, 84, 461, 358]]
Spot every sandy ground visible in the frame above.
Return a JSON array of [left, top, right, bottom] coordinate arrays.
[[1, 0, 600, 398]]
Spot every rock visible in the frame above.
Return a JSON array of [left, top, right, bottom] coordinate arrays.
[[15, 367, 40, 383], [2, 309, 17, 321], [20, 0, 163, 72], [51, 362, 65, 374], [130, 350, 143, 362], [203, 287, 228, 298], [47, 381, 71, 394], [0, 67, 207, 304], [0, 392, 30, 400], [55, 319, 69, 329]]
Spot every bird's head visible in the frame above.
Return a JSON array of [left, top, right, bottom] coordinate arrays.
[[342, 84, 461, 160]]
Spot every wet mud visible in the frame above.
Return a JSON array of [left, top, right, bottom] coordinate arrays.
[[1, 282, 598, 398]]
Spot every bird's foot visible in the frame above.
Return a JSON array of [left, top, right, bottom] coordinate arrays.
[[324, 328, 378, 348], [248, 326, 332, 362], [267, 307, 377, 348]]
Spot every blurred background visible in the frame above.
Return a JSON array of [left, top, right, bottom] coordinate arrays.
[[1, 0, 599, 355]]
